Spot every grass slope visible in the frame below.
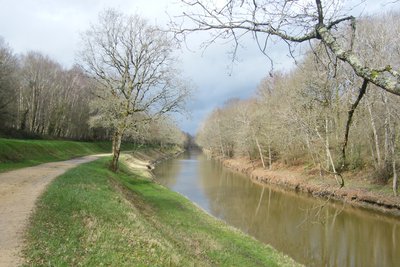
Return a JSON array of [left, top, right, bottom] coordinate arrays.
[[0, 138, 138, 173], [23, 156, 300, 266]]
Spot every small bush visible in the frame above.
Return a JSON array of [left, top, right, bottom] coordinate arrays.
[[372, 165, 392, 185]]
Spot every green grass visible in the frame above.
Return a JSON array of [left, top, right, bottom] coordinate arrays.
[[0, 138, 140, 173], [23, 156, 300, 266]]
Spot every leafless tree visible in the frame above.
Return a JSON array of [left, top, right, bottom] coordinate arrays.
[[0, 37, 18, 128], [79, 9, 190, 171], [15, 52, 92, 139]]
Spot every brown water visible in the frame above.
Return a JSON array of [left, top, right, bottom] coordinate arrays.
[[154, 150, 400, 267]]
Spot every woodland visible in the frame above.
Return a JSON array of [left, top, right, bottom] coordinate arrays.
[[0, 10, 190, 171], [196, 11, 400, 195]]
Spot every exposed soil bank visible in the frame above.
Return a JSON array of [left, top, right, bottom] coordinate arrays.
[[121, 147, 183, 177], [220, 157, 400, 217]]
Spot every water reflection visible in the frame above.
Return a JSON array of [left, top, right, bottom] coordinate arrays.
[[154, 150, 400, 267]]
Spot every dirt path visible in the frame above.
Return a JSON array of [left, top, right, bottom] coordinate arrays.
[[0, 155, 108, 267]]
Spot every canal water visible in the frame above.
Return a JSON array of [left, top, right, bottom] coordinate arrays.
[[154, 150, 399, 267]]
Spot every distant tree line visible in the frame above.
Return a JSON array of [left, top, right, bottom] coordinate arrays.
[[0, 33, 188, 149], [0, 44, 93, 139], [196, 12, 400, 195]]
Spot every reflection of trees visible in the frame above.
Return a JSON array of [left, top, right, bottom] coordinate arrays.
[[155, 150, 203, 188], [198, 156, 400, 267], [153, 154, 184, 187]]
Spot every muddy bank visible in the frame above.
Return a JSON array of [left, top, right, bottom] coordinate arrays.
[[220, 157, 400, 217]]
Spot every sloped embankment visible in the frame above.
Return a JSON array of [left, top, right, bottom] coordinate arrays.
[[22, 149, 301, 266], [222, 157, 400, 216], [0, 138, 111, 172]]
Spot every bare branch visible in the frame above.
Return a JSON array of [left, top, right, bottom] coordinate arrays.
[[175, 0, 400, 96]]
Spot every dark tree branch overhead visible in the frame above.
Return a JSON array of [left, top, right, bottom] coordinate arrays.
[[341, 78, 368, 171]]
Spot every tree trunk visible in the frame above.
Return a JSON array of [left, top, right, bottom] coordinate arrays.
[[111, 130, 123, 172], [393, 157, 398, 196], [383, 92, 390, 168], [316, 122, 343, 187], [325, 116, 330, 170], [367, 100, 381, 168], [369, 139, 377, 169], [253, 131, 266, 169], [217, 121, 225, 157], [391, 123, 397, 196], [268, 143, 272, 170], [305, 133, 317, 167], [19, 109, 29, 131], [384, 117, 390, 166]]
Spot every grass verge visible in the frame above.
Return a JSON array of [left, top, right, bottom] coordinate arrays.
[[23, 155, 300, 266], [0, 138, 140, 173]]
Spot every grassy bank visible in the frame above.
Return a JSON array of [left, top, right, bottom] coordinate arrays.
[[0, 138, 141, 173], [23, 154, 299, 266]]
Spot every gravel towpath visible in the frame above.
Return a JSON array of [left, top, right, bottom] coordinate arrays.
[[0, 155, 108, 267]]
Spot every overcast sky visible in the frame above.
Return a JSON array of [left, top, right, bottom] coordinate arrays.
[[0, 0, 398, 134]]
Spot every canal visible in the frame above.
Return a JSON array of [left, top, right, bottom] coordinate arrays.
[[154, 150, 399, 267]]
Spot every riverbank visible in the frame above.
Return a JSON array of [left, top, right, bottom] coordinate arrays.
[[220, 157, 400, 216], [22, 149, 300, 266]]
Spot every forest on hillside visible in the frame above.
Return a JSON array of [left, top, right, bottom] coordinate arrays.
[[196, 12, 400, 193]]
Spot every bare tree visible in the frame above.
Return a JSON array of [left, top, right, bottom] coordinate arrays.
[[0, 37, 101, 140], [79, 9, 190, 171], [0, 37, 18, 129], [19, 52, 61, 134]]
